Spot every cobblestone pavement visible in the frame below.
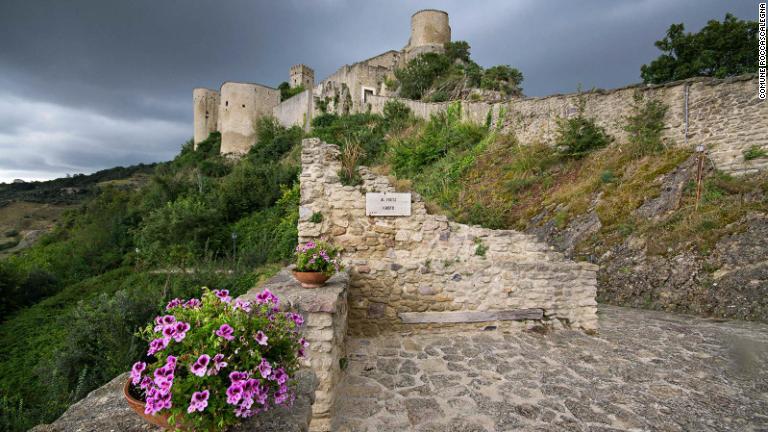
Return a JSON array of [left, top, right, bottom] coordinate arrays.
[[332, 306, 768, 432]]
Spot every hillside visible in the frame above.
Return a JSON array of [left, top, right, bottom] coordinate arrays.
[[0, 164, 156, 258]]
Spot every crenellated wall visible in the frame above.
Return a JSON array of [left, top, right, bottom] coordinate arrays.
[[366, 74, 768, 175], [298, 138, 599, 336]]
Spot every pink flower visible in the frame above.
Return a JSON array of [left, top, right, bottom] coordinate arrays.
[[229, 371, 249, 383], [172, 321, 190, 342], [215, 324, 235, 341], [233, 299, 252, 312], [187, 390, 209, 414], [147, 337, 169, 356], [190, 354, 211, 377], [208, 353, 228, 376], [165, 298, 182, 310], [184, 298, 202, 309], [214, 289, 232, 303], [130, 361, 146, 385], [286, 312, 304, 327], [258, 358, 272, 379], [254, 330, 268, 346], [226, 382, 244, 405], [255, 288, 279, 306]]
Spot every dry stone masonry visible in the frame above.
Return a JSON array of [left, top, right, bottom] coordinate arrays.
[[366, 74, 768, 175], [240, 270, 349, 432], [298, 138, 599, 336]]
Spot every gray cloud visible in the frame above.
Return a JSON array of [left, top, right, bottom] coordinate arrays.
[[0, 0, 757, 182]]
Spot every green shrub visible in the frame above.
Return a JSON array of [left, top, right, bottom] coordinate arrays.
[[277, 82, 305, 101], [481, 65, 524, 97], [555, 96, 612, 158], [250, 117, 304, 163], [382, 100, 412, 131], [623, 91, 669, 158], [394, 52, 452, 100], [311, 113, 388, 164], [310, 212, 323, 223], [743, 145, 768, 161], [391, 102, 487, 177]]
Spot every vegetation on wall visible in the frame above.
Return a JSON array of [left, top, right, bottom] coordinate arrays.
[[394, 41, 524, 101], [641, 13, 759, 84], [277, 82, 305, 101]]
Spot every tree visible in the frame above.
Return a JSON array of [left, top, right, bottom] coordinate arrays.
[[481, 65, 524, 97], [641, 13, 758, 84]]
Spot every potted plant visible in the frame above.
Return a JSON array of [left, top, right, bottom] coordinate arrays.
[[292, 240, 343, 288], [124, 288, 307, 431]]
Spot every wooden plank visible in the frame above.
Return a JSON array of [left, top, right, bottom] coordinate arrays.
[[398, 309, 544, 324]]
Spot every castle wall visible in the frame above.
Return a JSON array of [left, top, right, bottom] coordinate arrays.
[[192, 88, 220, 146], [273, 89, 313, 131], [219, 82, 280, 155], [315, 62, 392, 114], [298, 138, 599, 336], [367, 75, 767, 175]]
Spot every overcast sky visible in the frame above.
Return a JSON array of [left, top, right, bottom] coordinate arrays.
[[0, 0, 758, 183]]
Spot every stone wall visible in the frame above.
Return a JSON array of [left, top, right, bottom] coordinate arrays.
[[219, 82, 281, 155], [274, 89, 313, 131], [298, 138, 598, 335], [367, 75, 767, 175], [315, 61, 392, 114], [240, 269, 348, 432], [192, 88, 220, 146]]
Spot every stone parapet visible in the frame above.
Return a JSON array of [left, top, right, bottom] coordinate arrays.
[[239, 268, 349, 432]]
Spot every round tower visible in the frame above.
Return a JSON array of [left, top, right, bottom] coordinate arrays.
[[193, 88, 220, 146], [407, 9, 451, 54]]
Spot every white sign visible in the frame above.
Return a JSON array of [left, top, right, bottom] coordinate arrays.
[[365, 192, 411, 216]]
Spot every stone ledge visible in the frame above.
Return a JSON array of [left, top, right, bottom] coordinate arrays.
[[241, 269, 348, 314], [398, 308, 544, 324], [31, 370, 317, 432]]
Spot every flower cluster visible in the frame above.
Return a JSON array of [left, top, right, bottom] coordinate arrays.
[[131, 287, 305, 430], [294, 240, 343, 275]]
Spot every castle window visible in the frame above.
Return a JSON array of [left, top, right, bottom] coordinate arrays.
[[225, 101, 228, 107], [242, 104, 246, 108]]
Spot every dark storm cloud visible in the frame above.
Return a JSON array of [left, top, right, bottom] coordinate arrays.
[[0, 0, 757, 182]]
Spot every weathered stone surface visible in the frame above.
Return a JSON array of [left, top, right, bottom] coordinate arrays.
[[298, 138, 598, 335], [398, 309, 543, 324], [333, 305, 768, 431], [240, 269, 349, 431], [32, 370, 317, 432], [599, 212, 768, 321]]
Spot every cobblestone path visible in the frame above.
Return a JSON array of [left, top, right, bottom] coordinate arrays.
[[333, 306, 768, 432]]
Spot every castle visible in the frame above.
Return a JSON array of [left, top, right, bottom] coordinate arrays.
[[193, 9, 766, 176], [193, 9, 451, 155]]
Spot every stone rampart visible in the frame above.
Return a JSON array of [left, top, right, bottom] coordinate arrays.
[[274, 90, 313, 131], [367, 74, 767, 175], [219, 82, 280, 155], [298, 138, 598, 336], [192, 88, 220, 146]]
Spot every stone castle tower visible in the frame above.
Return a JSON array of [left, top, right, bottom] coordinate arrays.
[[192, 88, 220, 146], [404, 9, 451, 61], [290, 64, 314, 89]]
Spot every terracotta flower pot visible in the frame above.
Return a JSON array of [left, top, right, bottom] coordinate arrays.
[[123, 379, 180, 430], [292, 271, 330, 288]]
